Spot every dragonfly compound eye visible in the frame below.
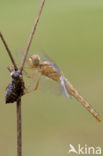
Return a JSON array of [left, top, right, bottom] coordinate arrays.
[[33, 59, 39, 66], [29, 55, 40, 68]]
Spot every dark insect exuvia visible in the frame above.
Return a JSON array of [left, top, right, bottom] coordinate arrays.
[[6, 70, 25, 103]]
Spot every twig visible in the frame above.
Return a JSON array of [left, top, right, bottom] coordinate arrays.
[[0, 1, 45, 156], [0, 33, 22, 156], [20, 0, 45, 72], [0, 32, 22, 156], [0, 32, 18, 70], [17, 98, 22, 156]]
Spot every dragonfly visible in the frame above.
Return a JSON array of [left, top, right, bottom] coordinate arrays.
[[25, 53, 101, 122]]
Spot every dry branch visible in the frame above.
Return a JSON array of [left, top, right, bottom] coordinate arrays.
[[20, 0, 45, 72], [0, 32, 18, 70], [17, 98, 22, 156], [0, 1, 45, 156]]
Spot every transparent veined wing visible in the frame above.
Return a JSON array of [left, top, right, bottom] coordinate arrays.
[[41, 51, 61, 73], [41, 52, 71, 98], [39, 75, 65, 96], [23, 66, 70, 98], [59, 75, 71, 98], [15, 49, 32, 69]]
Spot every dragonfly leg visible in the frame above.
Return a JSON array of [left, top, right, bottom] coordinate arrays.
[[25, 65, 34, 70], [34, 74, 41, 91], [24, 74, 41, 94], [23, 69, 35, 79]]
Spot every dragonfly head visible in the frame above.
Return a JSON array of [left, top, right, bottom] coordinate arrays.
[[28, 55, 40, 68]]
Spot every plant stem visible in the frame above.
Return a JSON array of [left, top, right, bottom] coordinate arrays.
[[20, 0, 45, 72], [17, 98, 22, 156], [0, 32, 18, 70]]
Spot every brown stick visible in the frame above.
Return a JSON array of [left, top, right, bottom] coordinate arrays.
[[0, 1, 45, 156], [0, 32, 18, 70], [17, 98, 22, 156], [19, 0, 45, 72]]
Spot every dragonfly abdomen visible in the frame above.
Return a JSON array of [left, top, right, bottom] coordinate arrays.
[[64, 78, 101, 122]]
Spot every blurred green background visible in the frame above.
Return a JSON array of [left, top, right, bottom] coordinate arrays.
[[0, 0, 103, 155]]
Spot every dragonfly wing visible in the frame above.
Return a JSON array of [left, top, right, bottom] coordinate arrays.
[[59, 75, 71, 98], [15, 49, 31, 68], [38, 75, 64, 96], [41, 52, 71, 98], [24, 69, 63, 96], [41, 51, 61, 73]]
